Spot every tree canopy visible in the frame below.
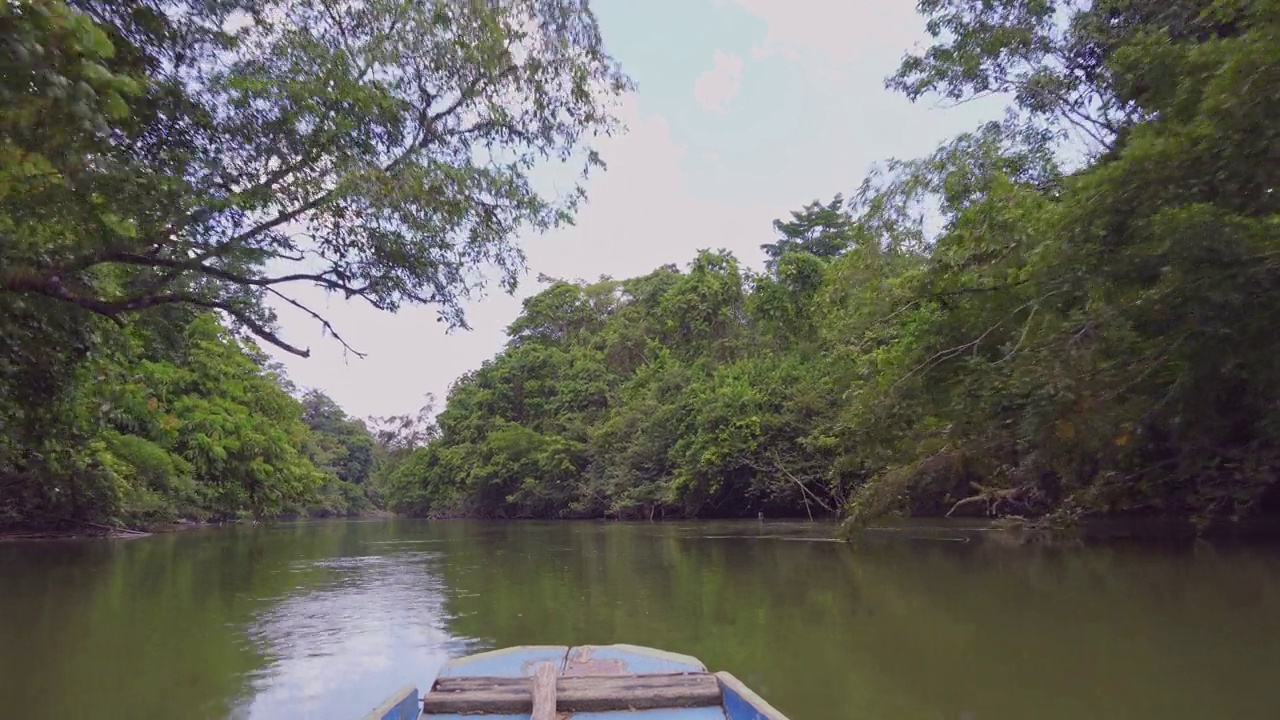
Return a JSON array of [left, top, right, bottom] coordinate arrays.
[[7, 0, 1280, 535], [0, 0, 628, 530], [386, 0, 1280, 533], [2, 0, 630, 356]]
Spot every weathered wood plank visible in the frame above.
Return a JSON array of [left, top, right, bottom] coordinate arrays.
[[421, 672, 723, 714], [557, 673, 721, 712], [531, 662, 557, 720]]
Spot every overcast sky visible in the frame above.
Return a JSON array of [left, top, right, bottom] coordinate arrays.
[[265, 0, 1004, 420]]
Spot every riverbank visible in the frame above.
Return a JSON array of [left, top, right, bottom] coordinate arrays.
[[395, 508, 1280, 545], [10, 510, 1280, 545], [0, 509, 400, 542], [0, 523, 179, 541], [0, 519, 207, 542]]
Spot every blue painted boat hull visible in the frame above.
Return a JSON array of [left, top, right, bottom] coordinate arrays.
[[363, 685, 420, 720], [364, 644, 790, 720]]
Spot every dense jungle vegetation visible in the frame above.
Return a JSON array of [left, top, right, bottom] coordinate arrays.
[[0, 0, 626, 529], [383, 0, 1280, 532], [6, 0, 1280, 534]]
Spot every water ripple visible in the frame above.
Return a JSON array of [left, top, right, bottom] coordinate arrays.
[[233, 550, 459, 719]]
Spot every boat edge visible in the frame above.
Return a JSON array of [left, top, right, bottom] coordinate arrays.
[[605, 643, 707, 670], [444, 645, 569, 667], [715, 671, 791, 720], [362, 684, 419, 720]]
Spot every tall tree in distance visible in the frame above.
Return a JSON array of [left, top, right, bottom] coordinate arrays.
[[760, 195, 853, 272]]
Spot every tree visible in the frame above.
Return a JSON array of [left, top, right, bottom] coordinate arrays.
[[386, 0, 1280, 534], [760, 195, 853, 271], [299, 389, 375, 485], [371, 396, 440, 456], [888, 0, 1251, 156], [1, 0, 634, 529], [2, 0, 632, 357]]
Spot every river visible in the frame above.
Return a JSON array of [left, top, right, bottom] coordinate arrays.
[[1, 519, 1278, 719]]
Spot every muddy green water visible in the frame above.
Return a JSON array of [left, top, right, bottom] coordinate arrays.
[[1, 520, 1279, 719]]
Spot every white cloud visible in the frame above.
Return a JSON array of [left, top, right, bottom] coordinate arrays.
[[259, 0, 1008, 420], [266, 93, 774, 419], [720, 0, 927, 72], [693, 51, 744, 113]]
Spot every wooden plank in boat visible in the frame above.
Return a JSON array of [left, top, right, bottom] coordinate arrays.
[[530, 662, 557, 720], [421, 672, 723, 714]]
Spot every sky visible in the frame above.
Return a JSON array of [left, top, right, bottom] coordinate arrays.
[[265, 0, 1005, 421]]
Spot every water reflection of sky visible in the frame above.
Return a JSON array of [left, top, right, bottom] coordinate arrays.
[[233, 545, 471, 719]]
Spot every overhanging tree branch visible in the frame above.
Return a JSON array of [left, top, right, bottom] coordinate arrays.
[[5, 0, 628, 366], [101, 252, 376, 300], [1, 272, 313, 357], [264, 287, 367, 358]]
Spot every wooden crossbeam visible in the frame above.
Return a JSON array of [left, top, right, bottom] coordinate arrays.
[[421, 672, 723, 715], [531, 663, 557, 720]]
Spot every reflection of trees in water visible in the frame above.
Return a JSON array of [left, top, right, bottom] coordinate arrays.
[[827, 541, 1280, 720], [237, 548, 457, 719], [0, 521, 458, 720], [1, 531, 284, 720], [433, 522, 924, 717], [6, 522, 1280, 720], [435, 523, 1280, 720]]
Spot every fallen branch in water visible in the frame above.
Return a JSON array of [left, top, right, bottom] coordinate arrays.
[[946, 484, 1040, 518], [23, 510, 150, 537]]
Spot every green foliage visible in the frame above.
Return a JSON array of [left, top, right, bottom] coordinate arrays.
[[8, 0, 1278, 534], [0, 310, 350, 527], [2, 0, 630, 357], [838, 0, 1280, 531], [1, 0, 628, 529], [391, 0, 1280, 532], [299, 389, 376, 512], [760, 195, 854, 271], [385, 249, 848, 520]]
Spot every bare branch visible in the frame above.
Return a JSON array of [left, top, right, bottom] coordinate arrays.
[[998, 301, 1039, 363], [101, 252, 375, 299], [264, 287, 367, 358], [891, 293, 1057, 392], [427, 64, 519, 128], [929, 279, 1031, 298], [771, 450, 838, 515]]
